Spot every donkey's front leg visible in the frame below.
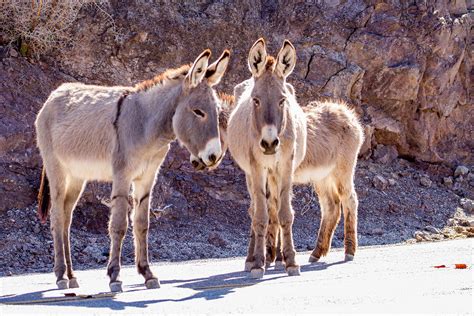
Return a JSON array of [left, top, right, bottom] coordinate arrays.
[[249, 161, 268, 279], [107, 174, 131, 292], [278, 160, 300, 276], [132, 169, 160, 289], [244, 174, 256, 272]]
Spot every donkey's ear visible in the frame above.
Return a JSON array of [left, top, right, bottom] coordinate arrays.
[[186, 49, 212, 88], [205, 50, 230, 86], [248, 38, 267, 77], [275, 40, 296, 79]]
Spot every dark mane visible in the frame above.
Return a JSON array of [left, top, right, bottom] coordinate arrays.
[[218, 92, 235, 107], [134, 64, 191, 92], [217, 92, 234, 129], [265, 56, 276, 71]]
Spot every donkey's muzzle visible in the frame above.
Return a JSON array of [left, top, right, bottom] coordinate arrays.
[[191, 159, 206, 171], [260, 138, 280, 155], [198, 137, 222, 167]]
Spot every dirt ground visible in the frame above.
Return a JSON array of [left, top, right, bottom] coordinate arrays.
[[0, 148, 472, 277]]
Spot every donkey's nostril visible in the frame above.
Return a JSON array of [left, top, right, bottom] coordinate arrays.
[[191, 160, 200, 168], [209, 154, 216, 164], [260, 140, 269, 150], [271, 138, 280, 148]]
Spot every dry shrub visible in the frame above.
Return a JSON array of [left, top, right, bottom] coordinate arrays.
[[0, 0, 111, 56]]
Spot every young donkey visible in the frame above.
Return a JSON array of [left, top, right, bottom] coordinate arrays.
[[226, 38, 307, 278], [192, 79, 364, 267], [35, 49, 230, 292]]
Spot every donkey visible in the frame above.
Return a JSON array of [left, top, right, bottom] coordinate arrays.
[[192, 89, 364, 267], [226, 38, 307, 278], [35, 49, 230, 292]]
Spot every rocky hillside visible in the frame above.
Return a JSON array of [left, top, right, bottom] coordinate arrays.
[[0, 1, 472, 275]]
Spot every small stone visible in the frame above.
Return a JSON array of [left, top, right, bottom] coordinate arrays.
[[399, 170, 411, 178], [207, 232, 227, 248], [414, 231, 425, 241], [447, 218, 457, 226], [371, 228, 384, 236], [373, 175, 388, 190], [388, 200, 398, 212], [454, 226, 465, 233], [424, 225, 440, 234], [454, 165, 469, 177], [460, 198, 474, 213], [431, 234, 442, 240], [388, 178, 396, 186], [465, 232, 474, 238], [456, 175, 465, 183], [443, 176, 453, 186], [33, 226, 40, 234], [420, 176, 432, 188], [372, 145, 398, 164], [390, 172, 400, 180], [467, 173, 474, 185], [9, 48, 18, 57], [458, 219, 471, 227]]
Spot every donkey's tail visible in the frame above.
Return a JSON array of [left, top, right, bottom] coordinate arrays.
[[37, 166, 51, 224]]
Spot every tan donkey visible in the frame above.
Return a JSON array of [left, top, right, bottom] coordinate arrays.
[[226, 38, 307, 278], [192, 85, 363, 267], [35, 49, 230, 292]]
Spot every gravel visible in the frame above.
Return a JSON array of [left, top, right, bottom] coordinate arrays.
[[0, 158, 472, 276]]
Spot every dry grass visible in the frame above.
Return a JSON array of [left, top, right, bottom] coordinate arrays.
[[0, 0, 111, 56]]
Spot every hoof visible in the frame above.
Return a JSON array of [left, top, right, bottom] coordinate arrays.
[[109, 281, 123, 293], [345, 254, 354, 261], [244, 261, 253, 272], [287, 265, 300, 276], [250, 268, 265, 279], [56, 279, 69, 290], [274, 260, 285, 270], [68, 278, 79, 288], [308, 254, 320, 263], [145, 278, 160, 289]]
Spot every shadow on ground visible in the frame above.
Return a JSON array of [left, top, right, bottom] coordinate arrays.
[[0, 260, 348, 310]]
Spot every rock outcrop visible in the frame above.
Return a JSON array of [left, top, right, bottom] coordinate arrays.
[[0, 0, 471, 211]]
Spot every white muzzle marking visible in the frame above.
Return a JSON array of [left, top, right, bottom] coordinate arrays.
[[260, 125, 280, 153], [198, 137, 222, 166], [261, 125, 278, 142]]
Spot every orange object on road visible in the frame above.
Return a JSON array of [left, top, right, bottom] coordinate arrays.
[[434, 265, 446, 268], [455, 264, 467, 269]]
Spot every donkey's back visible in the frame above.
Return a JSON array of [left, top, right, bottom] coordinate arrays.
[[36, 83, 130, 181], [294, 100, 363, 184]]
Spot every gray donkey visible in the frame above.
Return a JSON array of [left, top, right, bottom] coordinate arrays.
[[226, 38, 307, 278], [35, 49, 230, 292]]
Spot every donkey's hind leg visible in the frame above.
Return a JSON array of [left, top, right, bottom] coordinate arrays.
[[274, 228, 284, 269], [63, 177, 85, 288], [309, 182, 341, 263], [107, 173, 132, 292], [132, 166, 161, 289], [265, 192, 280, 268], [45, 162, 69, 289], [338, 180, 358, 261]]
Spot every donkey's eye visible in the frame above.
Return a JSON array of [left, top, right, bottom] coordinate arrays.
[[253, 98, 260, 107], [193, 109, 206, 118], [279, 98, 287, 107]]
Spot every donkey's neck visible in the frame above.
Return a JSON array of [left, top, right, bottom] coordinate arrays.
[[136, 82, 183, 144]]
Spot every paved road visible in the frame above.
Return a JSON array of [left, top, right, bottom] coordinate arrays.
[[1, 239, 472, 314]]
